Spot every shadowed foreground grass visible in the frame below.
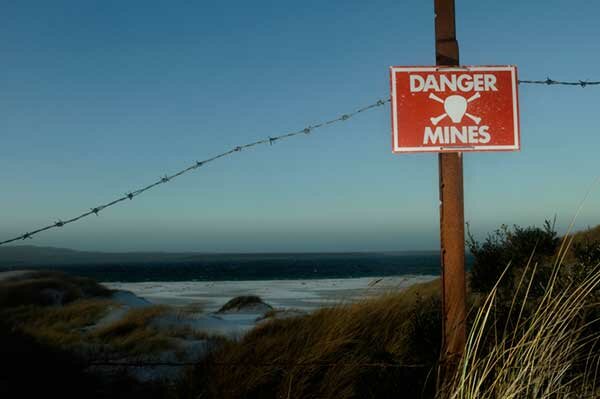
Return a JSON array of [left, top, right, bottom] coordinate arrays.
[[0, 317, 173, 399]]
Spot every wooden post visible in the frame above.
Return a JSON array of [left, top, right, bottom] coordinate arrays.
[[435, 0, 467, 370]]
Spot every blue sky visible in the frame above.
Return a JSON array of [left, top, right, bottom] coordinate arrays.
[[1, 0, 599, 252]]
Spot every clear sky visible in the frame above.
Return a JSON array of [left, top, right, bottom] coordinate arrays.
[[1, 0, 599, 252]]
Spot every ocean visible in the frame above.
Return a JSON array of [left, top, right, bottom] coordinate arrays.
[[3, 251, 473, 282]]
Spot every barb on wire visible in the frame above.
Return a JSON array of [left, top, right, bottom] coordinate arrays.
[[518, 78, 600, 87], [0, 98, 390, 246]]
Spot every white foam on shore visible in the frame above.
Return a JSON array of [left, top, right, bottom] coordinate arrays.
[[104, 275, 437, 312]]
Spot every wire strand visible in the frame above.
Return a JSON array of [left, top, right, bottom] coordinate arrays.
[[518, 78, 600, 87], [0, 98, 390, 246], [87, 360, 426, 368], [1, 76, 599, 245]]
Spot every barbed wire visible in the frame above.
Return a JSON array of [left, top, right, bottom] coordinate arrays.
[[88, 360, 426, 368], [1, 76, 598, 246], [518, 78, 600, 87], [0, 98, 390, 246]]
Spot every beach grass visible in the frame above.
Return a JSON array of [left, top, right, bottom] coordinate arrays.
[[0, 272, 188, 356], [2, 300, 174, 355], [92, 305, 173, 354], [0, 270, 110, 308], [180, 278, 442, 399], [440, 231, 600, 398], [3, 223, 600, 399], [2, 298, 113, 347]]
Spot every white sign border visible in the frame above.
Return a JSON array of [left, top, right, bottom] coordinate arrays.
[[390, 65, 520, 153]]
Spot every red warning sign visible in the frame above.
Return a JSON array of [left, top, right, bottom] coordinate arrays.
[[390, 66, 520, 153]]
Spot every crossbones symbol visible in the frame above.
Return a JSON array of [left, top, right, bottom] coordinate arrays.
[[429, 92, 482, 125]]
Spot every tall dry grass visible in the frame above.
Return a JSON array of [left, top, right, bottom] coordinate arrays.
[[440, 235, 600, 399], [0, 271, 110, 308], [2, 298, 113, 347], [180, 279, 443, 399]]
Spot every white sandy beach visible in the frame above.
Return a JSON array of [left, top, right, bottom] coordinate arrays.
[[104, 275, 437, 312]]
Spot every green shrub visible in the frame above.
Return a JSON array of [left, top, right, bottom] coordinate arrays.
[[573, 238, 600, 266], [467, 220, 559, 295]]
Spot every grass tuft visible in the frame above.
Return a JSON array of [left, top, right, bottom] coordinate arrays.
[[92, 305, 172, 354], [1, 298, 113, 347], [217, 295, 271, 313]]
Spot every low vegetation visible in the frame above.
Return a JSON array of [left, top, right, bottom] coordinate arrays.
[[174, 221, 600, 399], [0, 315, 172, 399], [0, 272, 178, 356], [442, 262, 600, 398], [467, 220, 559, 295], [2, 221, 600, 398], [0, 270, 110, 308], [3, 298, 112, 347], [441, 226, 600, 398], [178, 280, 442, 399], [0, 272, 174, 399], [92, 305, 172, 355]]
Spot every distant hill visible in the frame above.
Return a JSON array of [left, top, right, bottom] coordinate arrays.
[[0, 245, 204, 267], [3, 223, 598, 269]]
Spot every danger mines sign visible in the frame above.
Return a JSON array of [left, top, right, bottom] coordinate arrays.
[[390, 66, 520, 153]]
